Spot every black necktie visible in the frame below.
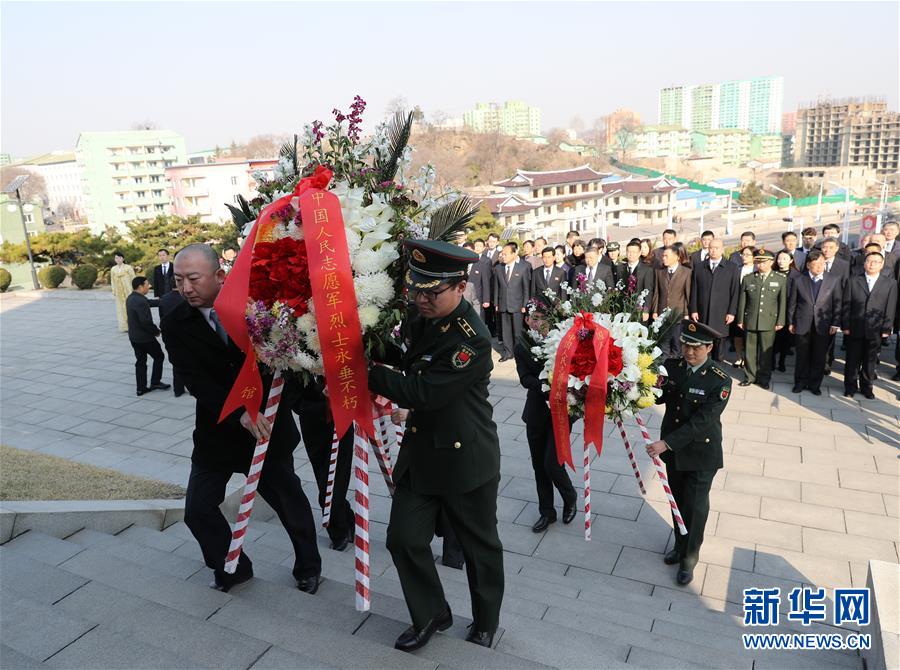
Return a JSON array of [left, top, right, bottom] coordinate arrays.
[[209, 308, 228, 344], [506, 265, 512, 282], [811, 278, 821, 301], [544, 269, 550, 283]]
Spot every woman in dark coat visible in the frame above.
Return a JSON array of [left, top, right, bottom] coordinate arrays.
[[566, 241, 586, 284], [514, 324, 576, 533], [774, 250, 802, 371]]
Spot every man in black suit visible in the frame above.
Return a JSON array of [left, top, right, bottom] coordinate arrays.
[[728, 231, 757, 266], [493, 242, 531, 361], [126, 276, 170, 396], [531, 247, 566, 303], [469, 239, 491, 321], [480, 233, 501, 337], [153, 249, 185, 396], [653, 229, 677, 269], [690, 230, 714, 268], [820, 238, 851, 374], [794, 227, 819, 271], [780, 231, 799, 260], [161, 244, 322, 594], [689, 238, 739, 362], [153, 249, 176, 299], [618, 240, 655, 321], [842, 252, 898, 399], [575, 246, 614, 292], [788, 250, 842, 395], [817, 223, 852, 262]]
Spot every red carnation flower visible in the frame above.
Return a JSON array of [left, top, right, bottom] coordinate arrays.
[[607, 343, 624, 377]]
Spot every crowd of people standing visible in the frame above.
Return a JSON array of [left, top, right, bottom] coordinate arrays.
[[458, 220, 900, 398]]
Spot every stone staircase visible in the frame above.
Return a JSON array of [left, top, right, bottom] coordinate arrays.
[[0, 517, 868, 670]]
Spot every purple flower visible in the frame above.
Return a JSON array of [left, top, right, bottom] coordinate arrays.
[[626, 273, 638, 294], [311, 120, 325, 143]]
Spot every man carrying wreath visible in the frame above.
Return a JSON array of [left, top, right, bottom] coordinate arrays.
[[368, 239, 504, 652]]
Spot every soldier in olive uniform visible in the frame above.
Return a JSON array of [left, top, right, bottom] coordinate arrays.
[[736, 250, 787, 389], [646, 321, 732, 586], [368, 239, 504, 652]]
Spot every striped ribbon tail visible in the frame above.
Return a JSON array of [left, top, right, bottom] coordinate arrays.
[[634, 413, 687, 535], [224, 370, 284, 573], [352, 424, 371, 612], [373, 413, 395, 495], [321, 429, 340, 527], [583, 439, 591, 541], [615, 418, 647, 495]]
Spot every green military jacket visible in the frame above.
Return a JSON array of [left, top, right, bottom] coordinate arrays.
[[656, 357, 731, 471], [737, 271, 787, 331], [368, 299, 500, 496]]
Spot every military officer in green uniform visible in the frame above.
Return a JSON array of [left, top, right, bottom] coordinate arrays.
[[646, 320, 732, 586], [736, 250, 786, 389], [368, 239, 504, 652]]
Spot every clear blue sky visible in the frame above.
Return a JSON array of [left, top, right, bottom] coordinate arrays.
[[2, 1, 897, 157]]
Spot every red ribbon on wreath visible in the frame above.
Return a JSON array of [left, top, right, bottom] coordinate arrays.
[[549, 312, 611, 469]]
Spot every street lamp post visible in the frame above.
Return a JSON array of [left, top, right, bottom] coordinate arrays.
[[767, 184, 794, 233], [2, 175, 40, 290], [868, 178, 889, 233], [726, 189, 736, 236], [814, 179, 824, 226], [828, 180, 850, 244], [699, 201, 708, 235]]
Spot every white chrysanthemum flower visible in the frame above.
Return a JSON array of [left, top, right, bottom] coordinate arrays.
[[627, 384, 642, 401], [346, 230, 362, 257], [352, 248, 386, 275], [296, 313, 315, 333], [353, 273, 393, 307], [305, 330, 321, 354], [358, 304, 380, 329], [560, 301, 573, 315], [591, 292, 603, 307], [622, 364, 641, 382], [293, 350, 318, 372]]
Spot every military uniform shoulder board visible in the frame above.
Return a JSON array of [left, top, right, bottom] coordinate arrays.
[[451, 343, 477, 369], [711, 366, 728, 380], [456, 317, 477, 338]]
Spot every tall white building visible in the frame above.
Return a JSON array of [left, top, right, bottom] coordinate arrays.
[[463, 101, 541, 137], [15, 152, 86, 218], [659, 76, 783, 135]]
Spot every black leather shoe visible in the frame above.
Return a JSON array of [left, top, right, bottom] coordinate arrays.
[[777, 361, 786, 372], [531, 515, 555, 533], [844, 391, 855, 398], [394, 607, 453, 652], [663, 549, 679, 565], [676, 568, 694, 586], [331, 527, 354, 552], [810, 389, 822, 396], [297, 574, 321, 594], [562, 505, 577, 524], [136, 388, 150, 396], [892, 372, 900, 382], [758, 382, 770, 390], [465, 624, 494, 648], [823, 367, 831, 376], [150, 382, 171, 391], [174, 390, 185, 398], [738, 380, 751, 387], [863, 392, 875, 400], [792, 385, 803, 394], [210, 568, 253, 592]]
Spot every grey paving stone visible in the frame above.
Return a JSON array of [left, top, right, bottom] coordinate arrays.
[[494, 611, 630, 668], [3, 530, 84, 566], [54, 581, 270, 670], [0, 591, 96, 662], [210, 600, 436, 670], [0, 550, 88, 604], [115, 524, 187, 552], [354, 611, 546, 669], [249, 645, 339, 669], [44, 626, 190, 670], [532, 531, 623, 574], [0, 645, 47, 669], [58, 548, 229, 618]]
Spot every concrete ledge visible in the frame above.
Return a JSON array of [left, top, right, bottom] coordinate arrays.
[[0, 499, 185, 542], [864, 559, 900, 670]]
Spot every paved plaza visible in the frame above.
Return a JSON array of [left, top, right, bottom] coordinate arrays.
[[1, 288, 898, 669]]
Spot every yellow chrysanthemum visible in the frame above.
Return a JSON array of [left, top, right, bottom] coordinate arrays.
[[641, 371, 658, 388], [637, 353, 654, 370], [637, 393, 655, 409]]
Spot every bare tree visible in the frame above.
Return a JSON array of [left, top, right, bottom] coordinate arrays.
[[568, 116, 585, 134], [385, 96, 409, 116], [131, 120, 158, 130], [613, 124, 637, 161], [431, 109, 449, 127], [591, 116, 608, 148], [242, 134, 287, 159], [1, 166, 47, 203]]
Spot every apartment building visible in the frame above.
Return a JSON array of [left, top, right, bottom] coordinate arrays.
[[794, 99, 899, 177], [629, 126, 692, 159], [166, 159, 277, 224], [463, 101, 541, 138], [660, 76, 783, 135], [605, 108, 642, 148], [691, 129, 752, 166], [76, 130, 187, 232], [16, 152, 86, 218]]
